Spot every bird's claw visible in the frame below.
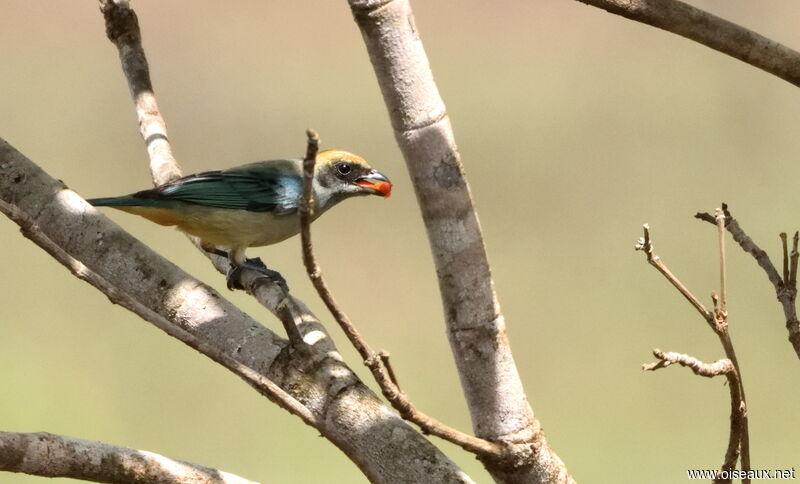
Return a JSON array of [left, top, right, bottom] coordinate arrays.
[[226, 258, 289, 292]]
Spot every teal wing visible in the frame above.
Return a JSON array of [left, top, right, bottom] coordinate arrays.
[[90, 160, 303, 214]]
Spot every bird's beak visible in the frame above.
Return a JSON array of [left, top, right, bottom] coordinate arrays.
[[356, 170, 392, 198]]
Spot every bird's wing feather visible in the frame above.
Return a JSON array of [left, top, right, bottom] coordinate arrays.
[[134, 160, 303, 214]]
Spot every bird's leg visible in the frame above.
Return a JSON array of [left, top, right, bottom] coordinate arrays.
[[226, 257, 289, 292], [200, 243, 288, 291], [200, 242, 230, 259]]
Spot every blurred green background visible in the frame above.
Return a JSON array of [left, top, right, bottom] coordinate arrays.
[[2, 1, 800, 482]]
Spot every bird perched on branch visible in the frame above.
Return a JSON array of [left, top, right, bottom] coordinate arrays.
[[88, 150, 392, 290]]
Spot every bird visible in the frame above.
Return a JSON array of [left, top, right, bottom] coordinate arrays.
[[88, 150, 392, 290]]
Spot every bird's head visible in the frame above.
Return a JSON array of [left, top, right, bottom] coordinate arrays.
[[312, 150, 392, 209]]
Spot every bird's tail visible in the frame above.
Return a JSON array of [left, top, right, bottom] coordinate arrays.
[[87, 195, 183, 226]]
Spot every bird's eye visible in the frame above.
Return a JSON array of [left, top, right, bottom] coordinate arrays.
[[337, 163, 352, 176]]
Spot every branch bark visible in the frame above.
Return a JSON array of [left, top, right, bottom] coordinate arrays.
[[0, 432, 257, 484], [576, 0, 800, 88], [347, 1, 571, 482], [0, 137, 473, 483]]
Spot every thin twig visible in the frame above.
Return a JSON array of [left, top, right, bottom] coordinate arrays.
[[719, 366, 746, 482], [642, 349, 733, 377], [791, 232, 799, 290], [716, 209, 727, 318], [781, 232, 789, 284], [0, 431, 258, 484], [298, 131, 504, 459], [575, 0, 800, 88], [379, 351, 401, 390], [695, 204, 800, 359], [712, 208, 749, 480], [635, 224, 715, 326], [714, 209, 728, 333]]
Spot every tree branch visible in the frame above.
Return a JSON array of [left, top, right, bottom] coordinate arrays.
[[299, 130, 504, 458], [695, 204, 800, 359], [0, 431, 256, 484], [576, 0, 800, 88], [347, 1, 572, 482]]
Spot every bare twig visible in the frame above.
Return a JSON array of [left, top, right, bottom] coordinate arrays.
[[642, 349, 733, 377], [576, 0, 800, 88], [712, 209, 749, 479], [716, 209, 727, 320], [298, 131, 503, 459], [0, 431, 257, 484], [695, 204, 800, 359], [781, 232, 789, 284], [636, 215, 749, 482], [378, 351, 401, 390], [635, 224, 714, 326], [791, 232, 799, 289]]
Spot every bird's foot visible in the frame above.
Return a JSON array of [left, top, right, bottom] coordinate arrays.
[[226, 257, 289, 292]]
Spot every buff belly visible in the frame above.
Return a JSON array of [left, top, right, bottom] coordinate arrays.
[[117, 205, 302, 249]]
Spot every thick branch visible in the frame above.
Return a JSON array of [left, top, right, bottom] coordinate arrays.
[[576, 0, 800, 88], [348, 1, 571, 482], [696, 205, 800, 359], [299, 131, 503, 458], [0, 431, 256, 484]]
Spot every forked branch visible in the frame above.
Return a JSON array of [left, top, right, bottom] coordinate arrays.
[[635, 215, 749, 481], [696, 204, 800, 359]]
